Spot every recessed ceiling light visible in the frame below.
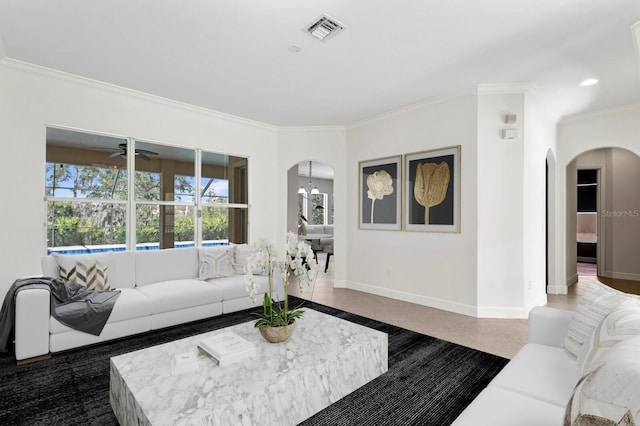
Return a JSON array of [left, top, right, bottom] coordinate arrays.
[[580, 78, 599, 86]]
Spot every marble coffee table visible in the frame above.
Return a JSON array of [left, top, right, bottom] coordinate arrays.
[[109, 308, 388, 425]]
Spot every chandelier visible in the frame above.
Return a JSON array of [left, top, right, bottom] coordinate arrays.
[[298, 161, 320, 195]]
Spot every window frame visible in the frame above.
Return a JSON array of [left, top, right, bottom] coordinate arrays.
[[45, 127, 249, 254]]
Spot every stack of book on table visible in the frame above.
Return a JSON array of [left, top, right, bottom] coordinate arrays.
[[198, 331, 255, 366], [171, 351, 199, 375]]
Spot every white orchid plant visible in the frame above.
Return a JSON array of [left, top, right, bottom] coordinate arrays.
[[244, 232, 318, 328]]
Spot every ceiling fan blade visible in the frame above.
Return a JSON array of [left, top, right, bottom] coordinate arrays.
[[109, 152, 122, 158], [136, 149, 159, 156], [138, 152, 151, 161]]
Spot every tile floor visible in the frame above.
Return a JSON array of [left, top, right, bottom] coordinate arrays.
[[290, 252, 591, 359]]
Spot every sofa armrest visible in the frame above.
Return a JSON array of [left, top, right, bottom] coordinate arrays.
[[528, 306, 574, 348], [15, 288, 50, 361]]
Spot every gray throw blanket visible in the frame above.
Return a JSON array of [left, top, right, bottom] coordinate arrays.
[[0, 277, 120, 353]]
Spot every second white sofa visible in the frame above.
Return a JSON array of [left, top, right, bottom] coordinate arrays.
[[452, 280, 640, 425]]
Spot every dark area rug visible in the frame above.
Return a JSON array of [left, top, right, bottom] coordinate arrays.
[[0, 297, 508, 425]]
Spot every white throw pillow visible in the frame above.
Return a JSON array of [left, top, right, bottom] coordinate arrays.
[[232, 244, 257, 275], [578, 298, 640, 374], [563, 280, 629, 359], [52, 252, 112, 291], [565, 336, 640, 425], [198, 246, 234, 279]]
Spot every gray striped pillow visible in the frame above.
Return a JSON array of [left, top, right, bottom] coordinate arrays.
[[563, 280, 628, 359], [52, 252, 112, 291]]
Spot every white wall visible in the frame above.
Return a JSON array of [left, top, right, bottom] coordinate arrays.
[[607, 149, 640, 279], [556, 104, 640, 293], [342, 85, 554, 318], [6, 51, 636, 317], [476, 85, 556, 316], [346, 92, 480, 315], [523, 89, 558, 309], [0, 60, 280, 299], [476, 90, 525, 314]]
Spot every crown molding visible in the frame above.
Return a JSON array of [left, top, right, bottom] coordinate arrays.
[[278, 125, 346, 133], [347, 86, 477, 129], [476, 82, 535, 95], [559, 102, 640, 124], [2, 59, 278, 132]]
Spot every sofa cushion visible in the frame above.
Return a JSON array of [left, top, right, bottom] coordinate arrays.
[[135, 248, 198, 286], [52, 252, 112, 290], [135, 279, 223, 314], [564, 280, 629, 359], [578, 298, 640, 373], [451, 386, 566, 426], [49, 288, 152, 334], [198, 246, 234, 279], [209, 274, 269, 300], [565, 336, 640, 425], [490, 343, 580, 408]]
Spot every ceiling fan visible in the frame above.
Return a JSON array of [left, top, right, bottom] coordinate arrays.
[[110, 143, 159, 161]]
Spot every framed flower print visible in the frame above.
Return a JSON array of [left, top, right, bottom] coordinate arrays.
[[359, 156, 402, 230], [404, 146, 460, 232]]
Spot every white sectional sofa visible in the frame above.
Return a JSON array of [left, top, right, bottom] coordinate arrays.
[[452, 280, 640, 425], [14, 246, 274, 362]]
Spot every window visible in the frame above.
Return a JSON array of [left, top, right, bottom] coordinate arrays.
[[201, 151, 248, 245], [298, 193, 328, 225], [133, 141, 196, 249], [46, 130, 129, 253], [45, 127, 248, 254], [310, 193, 327, 225]]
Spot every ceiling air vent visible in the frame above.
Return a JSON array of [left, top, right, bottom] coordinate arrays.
[[304, 14, 346, 42]]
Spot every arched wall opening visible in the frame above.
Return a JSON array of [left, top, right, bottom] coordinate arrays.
[[564, 147, 640, 288], [286, 160, 336, 274]]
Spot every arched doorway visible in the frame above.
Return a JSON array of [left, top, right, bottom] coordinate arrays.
[[566, 147, 640, 292], [286, 160, 335, 273]]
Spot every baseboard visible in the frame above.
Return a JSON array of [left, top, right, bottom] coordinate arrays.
[[478, 295, 546, 318], [547, 284, 569, 295], [476, 306, 530, 319], [344, 280, 478, 317], [603, 270, 640, 281], [332, 279, 347, 288], [17, 353, 51, 366], [566, 273, 578, 286]]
